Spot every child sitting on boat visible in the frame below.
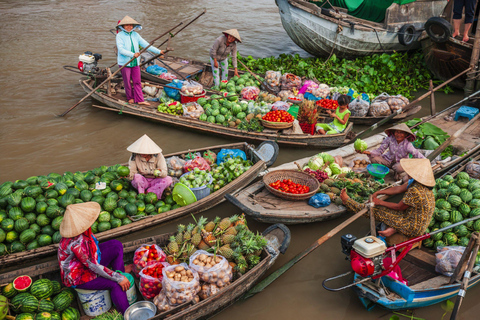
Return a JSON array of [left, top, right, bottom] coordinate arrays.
[[315, 95, 351, 135], [357, 123, 424, 181]]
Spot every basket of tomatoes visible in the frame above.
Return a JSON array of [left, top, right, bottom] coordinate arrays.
[[263, 170, 320, 200], [261, 110, 295, 129], [316, 99, 338, 110]]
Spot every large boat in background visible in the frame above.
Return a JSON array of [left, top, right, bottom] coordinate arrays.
[[275, 0, 447, 58]]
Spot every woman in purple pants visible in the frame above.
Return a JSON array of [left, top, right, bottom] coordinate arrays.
[[58, 202, 132, 314]]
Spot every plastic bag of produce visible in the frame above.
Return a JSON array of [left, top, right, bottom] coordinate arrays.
[[166, 156, 185, 177], [435, 246, 465, 276], [271, 101, 290, 111], [387, 95, 409, 112], [278, 90, 293, 101], [139, 261, 168, 299], [465, 161, 480, 179], [369, 97, 391, 117], [133, 244, 167, 276], [241, 86, 260, 100], [184, 156, 211, 172], [349, 97, 370, 117], [311, 84, 330, 99], [203, 150, 217, 166], [349, 156, 371, 173], [281, 73, 301, 90], [142, 85, 158, 97], [189, 250, 233, 285], [162, 263, 201, 306], [258, 92, 281, 103], [216, 149, 247, 164], [181, 80, 204, 96], [159, 72, 177, 81], [165, 79, 184, 101], [146, 65, 167, 75], [182, 102, 204, 119], [308, 193, 331, 208], [265, 70, 281, 88], [198, 283, 224, 300], [298, 80, 319, 95]]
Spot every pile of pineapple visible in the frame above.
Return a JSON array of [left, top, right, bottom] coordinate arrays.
[[163, 214, 268, 276]]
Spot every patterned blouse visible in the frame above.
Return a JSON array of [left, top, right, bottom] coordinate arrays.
[[344, 181, 435, 238], [370, 135, 424, 163], [58, 228, 123, 287]]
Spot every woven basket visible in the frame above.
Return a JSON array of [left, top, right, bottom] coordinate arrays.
[[260, 120, 293, 130], [263, 170, 320, 201]]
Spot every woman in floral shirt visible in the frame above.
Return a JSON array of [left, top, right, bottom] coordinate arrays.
[[58, 202, 131, 313]]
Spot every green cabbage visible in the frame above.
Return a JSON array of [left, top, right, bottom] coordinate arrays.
[[354, 139, 368, 152], [324, 167, 332, 177], [330, 163, 342, 175], [340, 167, 352, 174], [319, 153, 335, 165], [307, 156, 324, 171]]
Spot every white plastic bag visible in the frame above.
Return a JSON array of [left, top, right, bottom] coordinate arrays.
[[189, 250, 233, 286], [349, 156, 371, 173], [271, 101, 291, 111], [162, 263, 201, 306], [166, 156, 186, 177], [387, 95, 409, 112], [181, 81, 204, 96], [281, 73, 301, 90], [435, 246, 465, 276], [265, 71, 281, 88], [465, 161, 480, 179], [241, 86, 260, 100], [369, 94, 392, 117], [311, 84, 330, 99], [348, 97, 370, 117], [278, 90, 293, 101], [181, 102, 204, 119], [133, 244, 167, 276]]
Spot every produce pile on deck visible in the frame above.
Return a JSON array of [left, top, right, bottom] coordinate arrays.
[[423, 171, 480, 269], [0, 149, 253, 255], [1, 275, 81, 320], [130, 214, 268, 311], [144, 64, 412, 135]]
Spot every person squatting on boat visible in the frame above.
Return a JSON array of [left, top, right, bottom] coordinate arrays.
[[58, 202, 132, 314], [315, 95, 351, 135], [116, 16, 166, 106], [128, 134, 172, 199], [209, 29, 241, 87], [452, 0, 476, 42], [340, 158, 435, 239], [356, 123, 424, 181]]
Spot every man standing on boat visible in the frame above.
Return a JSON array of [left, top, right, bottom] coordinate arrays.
[[209, 29, 241, 87], [452, 0, 476, 42]]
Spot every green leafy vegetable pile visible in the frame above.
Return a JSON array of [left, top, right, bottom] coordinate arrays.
[[406, 119, 450, 150]]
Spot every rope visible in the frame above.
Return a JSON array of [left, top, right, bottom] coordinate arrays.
[[325, 24, 343, 63]]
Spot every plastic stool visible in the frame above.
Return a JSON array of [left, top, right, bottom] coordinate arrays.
[[454, 106, 479, 121]]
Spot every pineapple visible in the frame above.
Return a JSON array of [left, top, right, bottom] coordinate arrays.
[[221, 234, 235, 245], [205, 217, 220, 232], [218, 217, 231, 231], [229, 214, 239, 226], [247, 254, 261, 268], [192, 216, 207, 235], [197, 240, 210, 251], [184, 223, 194, 242], [224, 226, 237, 236], [175, 224, 185, 244], [234, 213, 246, 227], [202, 229, 217, 247], [167, 236, 179, 254], [191, 232, 202, 246], [218, 245, 234, 260]]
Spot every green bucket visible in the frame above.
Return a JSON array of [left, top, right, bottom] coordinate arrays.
[[117, 271, 137, 305], [172, 183, 197, 207], [287, 106, 299, 119]]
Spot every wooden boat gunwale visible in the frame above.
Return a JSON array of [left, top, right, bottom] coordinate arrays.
[[0, 142, 267, 268]]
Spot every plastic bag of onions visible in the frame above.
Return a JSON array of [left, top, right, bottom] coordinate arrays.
[[161, 263, 201, 306], [189, 250, 233, 287]]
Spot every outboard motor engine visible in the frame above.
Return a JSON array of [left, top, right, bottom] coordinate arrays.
[[78, 51, 102, 74]]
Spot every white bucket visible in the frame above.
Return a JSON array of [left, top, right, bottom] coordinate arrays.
[[125, 283, 137, 306], [75, 288, 112, 317]]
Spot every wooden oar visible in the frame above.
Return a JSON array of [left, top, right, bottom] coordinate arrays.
[[58, 22, 183, 117], [237, 60, 276, 95], [348, 67, 473, 144]]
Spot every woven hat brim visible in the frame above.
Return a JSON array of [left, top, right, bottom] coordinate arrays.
[[384, 123, 416, 142], [60, 202, 101, 238], [117, 16, 141, 28], [223, 29, 242, 42], [127, 134, 162, 154], [400, 158, 435, 187]]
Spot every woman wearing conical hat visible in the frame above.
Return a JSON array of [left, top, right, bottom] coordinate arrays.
[[357, 123, 425, 180], [58, 202, 132, 314], [116, 16, 166, 106], [340, 158, 435, 239], [209, 29, 242, 87], [128, 134, 172, 199]]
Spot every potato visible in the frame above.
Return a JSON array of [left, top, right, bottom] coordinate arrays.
[[175, 266, 185, 272]]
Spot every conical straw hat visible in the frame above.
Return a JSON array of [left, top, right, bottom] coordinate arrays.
[[384, 123, 416, 142], [60, 202, 101, 238], [223, 29, 242, 42], [400, 158, 435, 187], [117, 16, 141, 28], [127, 134, 162, 154]]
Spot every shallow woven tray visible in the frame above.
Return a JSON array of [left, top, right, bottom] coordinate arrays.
[[260, 120, 293, 130], [263, 170, 320, 201]]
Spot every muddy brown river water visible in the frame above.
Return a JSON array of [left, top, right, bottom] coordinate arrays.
[[1, 0, 479, 319]]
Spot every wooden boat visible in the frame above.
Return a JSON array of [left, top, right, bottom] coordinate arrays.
[[226, 99, 480, 225], [0, 142, 274, 268], [343, 106, 422, 126], [350, 163, 480, 310], [276, 0, 446, 58], [80, 78, 353, 148], [0, 224, 291, 320]]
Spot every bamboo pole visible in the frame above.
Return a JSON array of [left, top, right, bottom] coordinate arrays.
[[429, 80, 436, 115]]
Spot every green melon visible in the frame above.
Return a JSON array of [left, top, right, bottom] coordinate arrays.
[[0, 185, 13, 198], [436, 199, 451, 211], [117, 166, 130, 178], [45, 206, 61, 219], [74, 180, 88, 192], [1, 218, 14, 231], [110, 180, 123, 192], [65, 188, 80, 199], [459, 203, 471, 217], [36, 312, 52, 320], [2, 282, 18, 298], [54, 183, 67, 196], [0, 229, 5, 243], [457, 172, 470, 181], [121, 218, 132, 226], [79, 190, 92, 202], [51, 217, 63, 231], [112, 208, 126, 219], [20, 197, 36, 213], [52, 232, 61, 244], [37, 235, 52, 247], [105, 192, 119, 201], [437, 189, 449, 199], [41, 226, 55, 236], [457, 179, 470, 189], [471, 189, 480, 199], [97, 222, 111, 232], [35, 195, 46, 203], [91, 221, 98, 233], [91, 196, 105, 205], [9, 207, 24, 221], [458, 237, 470, 247], [144, 192, 157, 204], [145, 204, 155, 214], [24, 186, 42, 198], [102, 198, 117, 212], [61, 307, 79, 320], [29, 224, 41, 235], [58, 194, 75, 209], [454, 225, 469, 237], [50, 281, 61, 296], [50, 312, 60, 320], [460, 190, 473, 203], [440, 221, 453, 229], [110, 218, 121, 229], [98, 211, 110, 223], [45, 199, 58, 207], [27, 240, 39, 250], [15, 218, 30, 233], [443, 175, 455, 183], [470, 208, 480, 218], [16, 314, 35, 320], [447, 195, 462, 207], [36, 214, 51, 227], [435, 209, 450, 222], [9, 241, 25, 252], [443, 232, 458, 245], [422, 238, 434, 248], [135, 201, 145, 212], [20, 294, 39, 313], [30, 279, 53, 299], [13, 180, 29, 190], [44, 190, 58, 199], [473, 220, 480, 231], [11, 292, 32, 313], [434, 240, 445, 250], [468, 182, 480, 192], [35, 202, 48, 214], [19, 229, 36, 244], [450, 210, 463, 223], [6, 230, 19, 243], [124, 203, 137, 216], [469, 199, 480, 209]]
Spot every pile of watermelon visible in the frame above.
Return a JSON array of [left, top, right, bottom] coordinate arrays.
[[2, 276, 80, 320], [0, 164, 180, 255], [197, 95, 249, 127], [423, 171, 480, 261]]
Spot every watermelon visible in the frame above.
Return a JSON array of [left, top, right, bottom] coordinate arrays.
[[35, 195, 46, 203], [9, 207, 24, 221], [470, 208, 480, 218], [469, 199, 480, 209], [0, 229, 5, 243], [110, 180, 123, 192], [457, 172, 470, 181], [74, 180, 88, 192], [456, 179, 469, 189], [440, 221, 453, 229], [28, 212, 41, 223], [447, 195, 462, 207], [436, 199, 451, 211], [36, 214, 51, 227], [97, 222, 111, 232], [422, 238, 434, 248], [91, 196, 105, 205], [435, 209, 450, 222], [11, 293, 31, 313], [20, 197, 35, 213], [460, 190, 473, 203], [91, 221, 98, 233], [125, 203, 137, 216], [16, 314, 34, 320], [52, 291, 73, 312], [0, 243, 7, 255], [458, 237, 470, 247], [473, 220, 480, 231], [431, 230, 443, 241], [468, 182, 480, 192], [434, 240, 445, 250], [15, 218, 30, 233], [30, 279, 53, 299], [1, 218, 14, 232], [122, 218, 132, 226], [54, 183, 67, 196], [51, 217, 63, 231], [45, 206, 61, 219], [126, 196, 136, 204], [37, 235, 52, 247], [443, 232, 458, 245], [20, 294, 38, 313], [29, 224, 41, 235], [118, 190, 129, 199], [79, 190, 92, 202], [52, 232, 62, 244], [117, 166, 130, 178], [450, 210, 463, 223], [144, 192, 157, 204], [117, 199, 129, 209], [459, 203, 471, 217], [50, 281, 61, 296], [65, 188, 80, 199], [6, 231, 18, 243], [61, 307, 79, 320], [447, 184, 461, 196], [27, 240, 39, 250], [145, 204, 155, 214], [135, 201, 145, 212], [50, 312, 61, 320], [110, 218, 121, 229], [438, 180, 450, 189], [35, 202, 48, 214], [105, 192, 119, 201], [36, 312, 52, 320], [41, 226, 55, 236], [2, 282, 18, 298], [98, 211, 110, 223], [13, 276, 32, 292], [13, 180, 29, 190], [44, 190, 58, 199], [472, 189, 480, 199], [58, 194, 75, 209], [19, 229, 36, 244], [112, 208, 126, 219], [437, 189, 448, 199], [454, 225, 469, 237], [24, 187, 42, 198], [444, 175, 455, 183], [38, 299, 55, 313], [0, 185, 13, 198]]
